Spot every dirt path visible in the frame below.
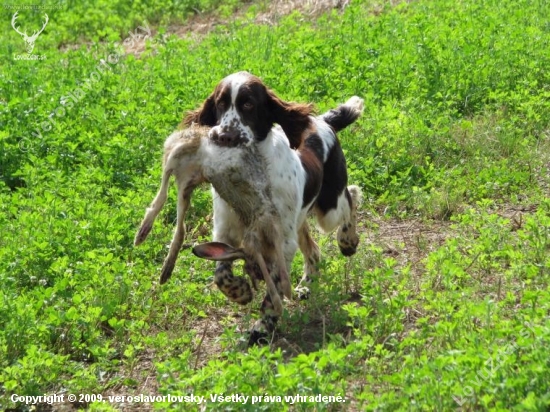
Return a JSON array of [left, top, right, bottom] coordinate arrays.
[[124, 0, 352, 54]]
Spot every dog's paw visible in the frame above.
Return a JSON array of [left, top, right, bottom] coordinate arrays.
[[294, 285, 311, 300], [215, 264, 254, 305], [247, 320, 271, 346], [247, 329, 270, 346]]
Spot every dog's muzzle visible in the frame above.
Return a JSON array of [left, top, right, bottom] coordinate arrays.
[[210, 128, 246, 147]]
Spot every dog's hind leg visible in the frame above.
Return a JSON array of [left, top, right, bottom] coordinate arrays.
[[295, 221, 321, 300]]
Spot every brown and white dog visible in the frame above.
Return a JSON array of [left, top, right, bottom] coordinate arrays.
[[183, 72, 363, 342]]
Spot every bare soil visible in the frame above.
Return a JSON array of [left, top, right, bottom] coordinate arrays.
[[124, 0, 352, 55]]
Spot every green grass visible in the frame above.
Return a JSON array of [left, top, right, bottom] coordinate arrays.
[[1, 0, 550, 410]]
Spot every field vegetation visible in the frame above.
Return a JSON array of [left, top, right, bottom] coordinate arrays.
[[1, 0, 549, 410]]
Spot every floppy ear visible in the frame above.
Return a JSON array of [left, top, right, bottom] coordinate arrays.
[[192, 242, 246, 261], [182, 93, 217, 127], [267, 88, 314, 149]]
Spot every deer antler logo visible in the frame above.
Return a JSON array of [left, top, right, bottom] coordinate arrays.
[[11, 12, 49, 54]]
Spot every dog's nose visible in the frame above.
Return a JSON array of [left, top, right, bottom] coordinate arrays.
[[218, 129, 240, 145], [211, 128, 240, 146]]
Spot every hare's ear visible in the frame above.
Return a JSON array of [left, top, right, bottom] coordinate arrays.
[[192, 242, 245, 261]]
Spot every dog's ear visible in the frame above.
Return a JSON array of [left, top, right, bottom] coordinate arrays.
[[267, 88, 313, 149], [182, 93, 217, 127], [192, 242, 246, 261]]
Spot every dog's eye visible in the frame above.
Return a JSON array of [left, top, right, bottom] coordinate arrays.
[[217, 101, 226, 110], [243, 101, 254, 110]]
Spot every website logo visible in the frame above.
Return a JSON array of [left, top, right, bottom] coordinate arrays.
[[11, 11, 48, 59]]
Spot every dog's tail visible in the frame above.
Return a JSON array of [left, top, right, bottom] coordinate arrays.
[[321, 96, 364, 132]]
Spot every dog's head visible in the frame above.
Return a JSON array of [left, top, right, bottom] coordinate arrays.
[[183, 71, 313, 149]]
